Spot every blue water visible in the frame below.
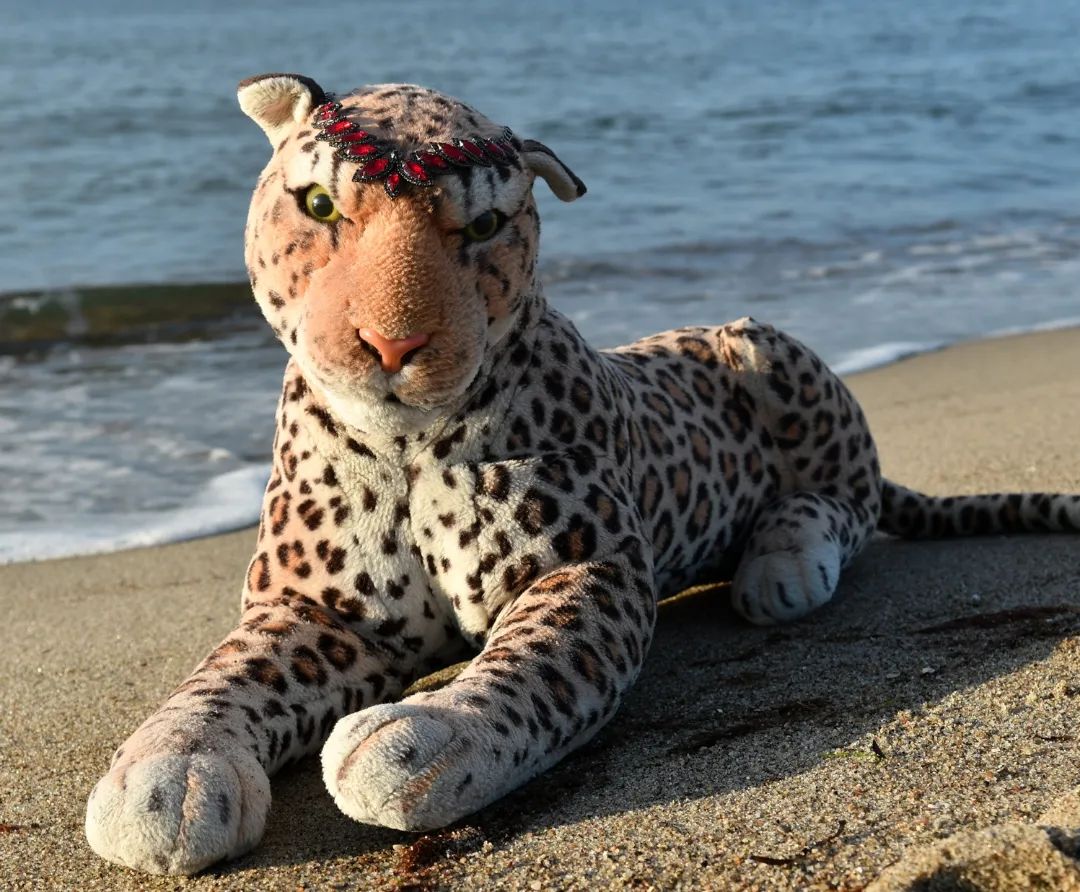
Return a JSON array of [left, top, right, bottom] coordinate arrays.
[[2, 0, 1080, 561]]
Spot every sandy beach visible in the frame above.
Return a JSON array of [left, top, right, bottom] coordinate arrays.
[[3, 327, 1079, 891]]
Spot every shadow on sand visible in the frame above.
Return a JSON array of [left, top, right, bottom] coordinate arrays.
[[214, 533, 1080, 885]]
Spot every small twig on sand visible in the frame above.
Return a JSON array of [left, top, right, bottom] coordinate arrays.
[[748, 820, 847, 866]]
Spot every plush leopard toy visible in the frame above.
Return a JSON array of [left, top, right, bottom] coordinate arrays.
[[85, 74, 1080, 875]]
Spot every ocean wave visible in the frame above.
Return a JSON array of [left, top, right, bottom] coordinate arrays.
[[0, 463, 268, 565], [4, 216, 1078, 353], [0, 282, 259, 352], [831, 339, 949, 376]]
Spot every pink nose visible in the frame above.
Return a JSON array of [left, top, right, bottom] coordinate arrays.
[[356, 328, 430, 374]]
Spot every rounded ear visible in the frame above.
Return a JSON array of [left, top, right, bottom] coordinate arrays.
[[237, 73, 327, 143], [520, 139, 587, 202]]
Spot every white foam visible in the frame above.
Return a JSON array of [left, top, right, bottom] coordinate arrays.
[[0, 463, 269, 565], [831, 340, 948, 376], [832, 314, 1080, 377]]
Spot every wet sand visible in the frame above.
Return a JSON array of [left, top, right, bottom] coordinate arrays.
[[3, 327, 1079, 891]]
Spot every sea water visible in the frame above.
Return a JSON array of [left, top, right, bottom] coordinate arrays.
[[2, 0, 1079, 561]]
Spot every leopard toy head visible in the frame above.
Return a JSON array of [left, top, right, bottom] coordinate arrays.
[[238, 73, 585, 436]]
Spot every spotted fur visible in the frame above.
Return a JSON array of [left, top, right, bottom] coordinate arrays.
[[85, 74, 1080, 875]]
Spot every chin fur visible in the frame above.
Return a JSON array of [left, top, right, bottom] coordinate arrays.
[[296, 355, 479, 441]]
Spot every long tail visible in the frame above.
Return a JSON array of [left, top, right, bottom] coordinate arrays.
[[879, 480, 1080, 539]]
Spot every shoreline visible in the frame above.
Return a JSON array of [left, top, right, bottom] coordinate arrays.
[[4, 319, 1080, 567], [3, 325, 1080, 890]]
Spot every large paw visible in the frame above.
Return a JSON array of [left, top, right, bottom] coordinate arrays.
[[85, 747, 270, 875], [322, 702, 496, 832], [731, 541, 841, 625]]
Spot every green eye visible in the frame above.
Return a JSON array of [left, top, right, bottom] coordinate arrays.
[[463, 209, 504, 243], [304, 184, 341, 222]]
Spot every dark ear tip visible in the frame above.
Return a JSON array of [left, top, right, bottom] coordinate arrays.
[[236, 73, 327, 106], [520, 138, 587, 201], [237, 73, 274, 93]]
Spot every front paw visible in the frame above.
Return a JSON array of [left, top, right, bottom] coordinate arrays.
[[322, 702, 495, 832], [85, 746, 270, 875]]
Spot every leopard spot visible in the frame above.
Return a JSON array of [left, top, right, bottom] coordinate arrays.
[[514, 488, 560, 534]]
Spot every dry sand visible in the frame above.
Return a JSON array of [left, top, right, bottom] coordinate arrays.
[[2, 327, 1079, 891]]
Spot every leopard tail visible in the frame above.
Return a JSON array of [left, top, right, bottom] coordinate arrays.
[[878, 480, 1080, 539]]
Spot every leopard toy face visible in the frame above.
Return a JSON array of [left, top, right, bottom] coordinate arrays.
[[241, 75, 583, 435], [85, 74, 1080, 876]]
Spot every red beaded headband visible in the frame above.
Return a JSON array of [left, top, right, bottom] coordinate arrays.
[[312, 99, 520, 199]]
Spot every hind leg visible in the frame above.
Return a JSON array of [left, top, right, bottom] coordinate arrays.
[[732, 492, 876, 625]]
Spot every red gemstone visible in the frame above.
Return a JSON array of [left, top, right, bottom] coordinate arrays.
[[438, 142, 470, 164], [457, 140, 487, 162], [317, 104, 337, 121], [482, 139, 506, 159], [338, 130, 371, 142], [418, 150, 449, 169], [404, 159, 430, 182], [326, 119, 353, 134], [346, 142, 381, 157], [359, 157, 391, 176], [385, 172, 402, 195]]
